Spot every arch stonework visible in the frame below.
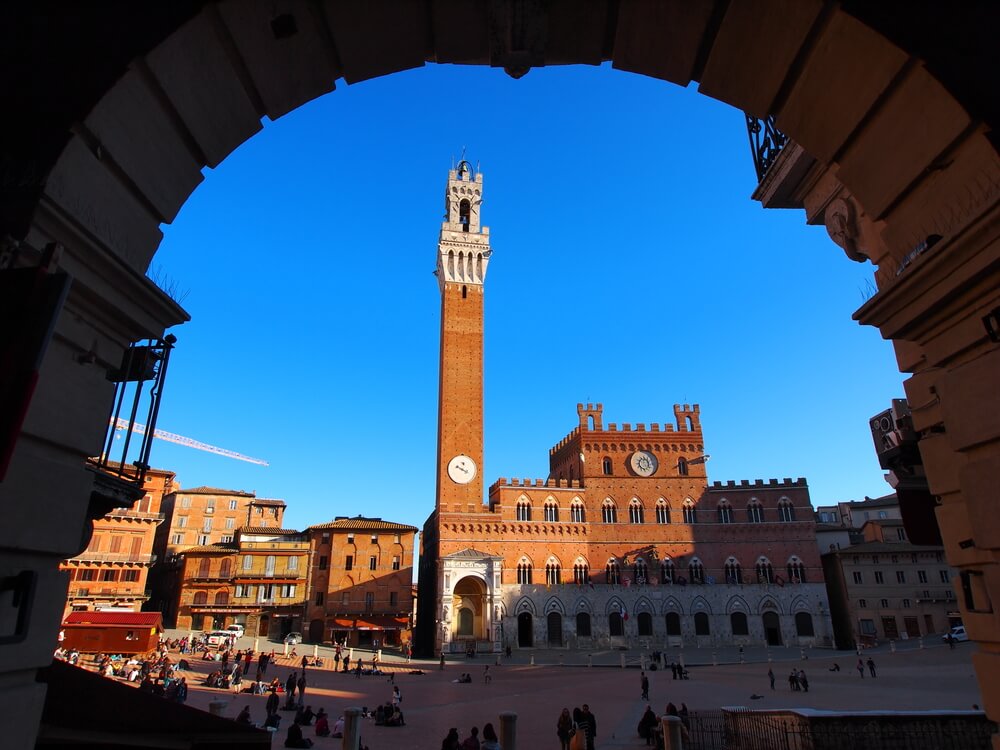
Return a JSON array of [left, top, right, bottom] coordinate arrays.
[[3, 3, 1000, 743]]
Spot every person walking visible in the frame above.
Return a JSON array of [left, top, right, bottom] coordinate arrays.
[[856, 658, 865, 678], [392, 685, 401, 708], [297, 673, 307, 706], [640, 671, 649, 700], [798, 670, 809, 693], [266, 687, 280, 718], [867, 657, 877, 678], [484, 665, 492, 684], [557, 708, 574, 750], [286, 671, 297, 699], [578, 704, 597, 750], [637, 706, 657, 746], [768, 667, 775, 690]]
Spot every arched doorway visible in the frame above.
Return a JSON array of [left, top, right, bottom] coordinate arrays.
[[763, 611, 782, 646], [608, 612, 624, 637], [517, 612, 533, 647], [452, 576, 487, 644], [547, 612, 562, 646]]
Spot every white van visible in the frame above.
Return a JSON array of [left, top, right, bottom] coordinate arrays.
[[226, 624, 245, 639]]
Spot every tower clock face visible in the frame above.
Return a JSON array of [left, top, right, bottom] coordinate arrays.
[[630, 450, 658, 477], [447, 455, 477, 484]]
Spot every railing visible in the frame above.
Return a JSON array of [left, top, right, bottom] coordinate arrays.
[[71, 552, 155, 564], [915, 589, 956, 602], [72, 587, 145, 598], [746, 114, 788, 183], [106, 508, 164, 521]]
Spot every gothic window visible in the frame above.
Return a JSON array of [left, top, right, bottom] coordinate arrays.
[[665, 612, 681, 636], [517, 560, 533, 585], [608, 612, 624, 636], [516, 500, 531, 522], [724, 558, 743, 584], [637, 612, 653, 636], [717, 501, 733, 524], [605, 559, 621, 585], [544, 501, 558, 522], [795, 612, 815, 637], [573, 561, 590, 584], [694, 611, 710, 635], [628, 499, 644, 524], [747, 501, 764, 523], [778, 499, 795, 522], [756, 558, 775, 584], [688, 559, 705, 584], [787, 558, 807, 583], [678, 457, 689, 476], [731, 611, 749, 635], [602, 499, 618, 524], [576, 612, 592, 637], [570, 501, 585, 523], [602, 457, 613, 475], [655, 500, 670, 524], [633, 558, 648, 585], [546, 562, 561, 585], [660, 559, 675, 584], [682, 499, 697, 524]]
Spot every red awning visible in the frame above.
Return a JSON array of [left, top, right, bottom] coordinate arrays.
[[329, 616, 409, 631], [63, 611, 162, 628]]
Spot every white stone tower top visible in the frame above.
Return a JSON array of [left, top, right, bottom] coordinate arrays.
[[436, 160, 491, 292]]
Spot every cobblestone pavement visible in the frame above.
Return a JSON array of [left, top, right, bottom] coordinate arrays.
[[130, 633, 983, 749]]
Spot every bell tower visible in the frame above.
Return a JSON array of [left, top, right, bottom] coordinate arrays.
[[435, 160, 491, 510]]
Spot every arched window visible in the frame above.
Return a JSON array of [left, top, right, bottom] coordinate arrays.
[[665, 612, 681, 636], [459, 199, 471, 231], [778, 499, 795, 522], [516, 499, 531, 522], [637, 612, 653, 636], [633, 558, 648, 585], [458, 608, 474, 635], [747, 501, 764, 523], [795, 612, 815, 637], [214, 590, 229, 606], [677, 457, 689, 476], [724, 558, 743, 584], [655, 500, 670, 524], [660, 559, 675, 584], [756, 558, 774, 584], [717, 501, 733, 524], [628, 499, 644, 524], [688, 559, 705, 584], [546, 560, 561, 585], [576, 612, 592, 637], [694, 611, 710, 635], [517, 560, 533, 584], [573, 561, 590, 584], [787, 558, 807, 583], [608, 611, 624, 636], [570, 500, 585, 523], [605, 559, 621, 585], [218, 558, 232, 579], [682, 499, 697, 524], [730, 611, 749, 635], [192, 591, 208, 605], [197, 558, 211, 578], [602, 499, 618, 524], [544, 501, 559, 522], [602, 457, 613, 475]]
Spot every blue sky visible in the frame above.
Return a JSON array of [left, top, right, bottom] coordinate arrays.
[[146, 63, 901, 532]]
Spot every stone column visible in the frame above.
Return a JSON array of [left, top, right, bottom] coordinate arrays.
[[343, 707, 362, 749], [499, 711, 517, 750], [661, 715, 684, 750]]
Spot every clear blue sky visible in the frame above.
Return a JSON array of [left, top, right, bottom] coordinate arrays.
[[146, 63, 901, 532]]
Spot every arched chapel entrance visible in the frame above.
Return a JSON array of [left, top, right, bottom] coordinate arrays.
[[2, 3, 1000, 745], [452, 576, 488, 643]]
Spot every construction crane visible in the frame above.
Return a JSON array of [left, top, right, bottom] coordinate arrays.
[[112, 418, 269, 466]]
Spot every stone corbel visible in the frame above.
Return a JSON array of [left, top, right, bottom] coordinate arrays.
[[824, 197, 869, 263]]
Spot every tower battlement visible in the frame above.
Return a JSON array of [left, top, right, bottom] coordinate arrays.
[[709, 477, 807, 490], [490, 477, 583, 492]]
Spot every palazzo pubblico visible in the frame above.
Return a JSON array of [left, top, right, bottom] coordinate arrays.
[[415, 163, 832, 655]]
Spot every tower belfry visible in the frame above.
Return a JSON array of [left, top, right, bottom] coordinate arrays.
[[435, 161, 491, 511]]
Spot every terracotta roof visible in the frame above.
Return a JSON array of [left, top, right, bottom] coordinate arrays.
[[307, 516, 418, 532], [181, 543, 238, 554], [250, 498, 286, 506], [827, 540, 942, 555], [237, 526, 301, 535], [444, 548, 502, 559], [175, 486, 255, 496], [63, 611, 162, 627]]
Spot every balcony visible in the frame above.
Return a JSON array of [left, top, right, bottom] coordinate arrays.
[[71, 587, 146, 598], [915, 589, 956, 603], [106, 508, 165, 522], [71, 551, 156, 565]]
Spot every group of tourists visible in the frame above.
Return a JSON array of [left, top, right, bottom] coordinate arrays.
[[441, 722, 501, 750]]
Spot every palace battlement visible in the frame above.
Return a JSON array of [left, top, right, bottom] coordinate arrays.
[[604, 422, 677, 433], [490, 477, 583, 492], [709, 478, 807, 489]]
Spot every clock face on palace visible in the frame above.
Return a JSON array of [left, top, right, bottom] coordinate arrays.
[[630, 450, 658, 477], [447, 455, 477, 484]]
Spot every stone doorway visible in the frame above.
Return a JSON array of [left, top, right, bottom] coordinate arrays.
[[547, 612, 562, 646], [763, 611, 782, 646], [517, 612, 533, 648]]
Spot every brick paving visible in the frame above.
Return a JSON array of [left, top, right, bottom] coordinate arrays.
[[94, 636, 983, 749]]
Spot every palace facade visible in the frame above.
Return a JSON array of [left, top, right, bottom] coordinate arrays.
[[416, 164, 832, 654]]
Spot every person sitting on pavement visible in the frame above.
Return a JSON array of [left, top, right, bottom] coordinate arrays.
[[331, 715, 345, 738], [236, 706, 252, 725], [284, 720, 313, 748], [314, 709, 330, 736]]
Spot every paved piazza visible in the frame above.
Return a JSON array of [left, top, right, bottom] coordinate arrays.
[[139, 635, 981, 748]]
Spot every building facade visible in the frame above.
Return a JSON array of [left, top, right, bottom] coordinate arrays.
[[171, 526, 308, 638], [303, 517, 418, 648], [417, 165, 831, 655], [61, 467, 176, 615]]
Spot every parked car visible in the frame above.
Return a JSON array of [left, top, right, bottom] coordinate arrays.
[[943, 626, 969, 642], [205, 631, 231, 646], [226, 624, 245, 639], [282, 632, 302, 645]]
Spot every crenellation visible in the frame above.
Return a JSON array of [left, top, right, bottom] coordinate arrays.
[[636, 423, 645, 431], [608, 423, 617, 431], [650, 423, 660, 432]]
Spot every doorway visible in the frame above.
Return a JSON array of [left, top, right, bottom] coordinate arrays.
[[547, 612, 562, 646], [517, 612, 533, 647], [762, 611, 782, 646]]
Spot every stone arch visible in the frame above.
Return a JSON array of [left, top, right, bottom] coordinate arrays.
[[725, 595, 751, 614], [633, 596, 654, 614], [605, 596, 627, 616], [758, 596, 783, 615], [662, 596, 684, 615], [543, 596, 565, 615], [514, 596, 535, 616], [789, 595, 811, 613], [689, 596, 712, 614], [572, 597, 593, 614]]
